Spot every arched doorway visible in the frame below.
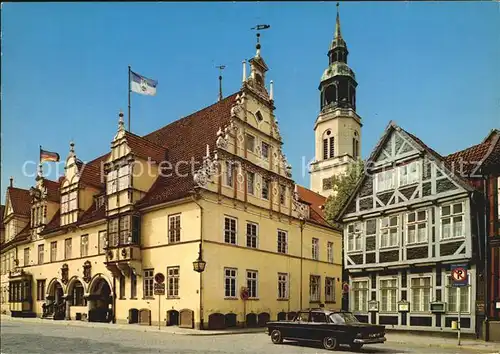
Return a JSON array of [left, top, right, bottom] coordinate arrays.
[[87, 276, 112, 323], [67, 278, 87, 308], [166, 310, 179, 326], [43, 279, 65, 319]]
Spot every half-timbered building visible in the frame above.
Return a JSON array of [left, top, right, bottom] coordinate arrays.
[[338, 121, 494, 336]]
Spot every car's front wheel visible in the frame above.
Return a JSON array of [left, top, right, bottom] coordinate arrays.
[[270, 329, 283, 344], [350, 343, 363, 351], [322, 336, 338, 350]]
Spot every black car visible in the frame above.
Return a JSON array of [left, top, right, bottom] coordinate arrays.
[[266, 309, 386, 351]]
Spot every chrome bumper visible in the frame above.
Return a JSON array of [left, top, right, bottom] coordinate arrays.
[[353, 337, 386, 344]]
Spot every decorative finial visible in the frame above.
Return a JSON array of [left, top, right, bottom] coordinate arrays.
[[69, 140, 75, 154], [242, 60, 247, 83], [37, 163, 43, 180], [9, 176, 13, 188], [118, 110, 125, 131], [270, 80, 274, 100], [335, 2, 342, 39], [251, 24, 270, 58], [216, 65, 226, 102]]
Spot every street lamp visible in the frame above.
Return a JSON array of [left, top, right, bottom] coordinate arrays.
[[192, 243, 206, 273]]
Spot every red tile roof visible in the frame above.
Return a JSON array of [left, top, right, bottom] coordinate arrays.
[[78, 200, 106, 225], [0, 205, 5, 229], [296, 185, 331, 227], [43, 179, 60, 203], [7, 187, 31, 217], [79, 154, 109, 189], [125, 131, 167, 163], [136, 92, 240, 207], [445, 130, 500, 177]]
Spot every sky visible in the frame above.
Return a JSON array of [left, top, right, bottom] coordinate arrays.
[[1, 2, 499, 202]]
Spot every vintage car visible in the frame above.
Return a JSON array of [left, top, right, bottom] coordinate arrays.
[[266, 309, 386, 351]]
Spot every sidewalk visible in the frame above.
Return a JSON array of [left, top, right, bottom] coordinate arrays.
[[2, 315, 499, 352]]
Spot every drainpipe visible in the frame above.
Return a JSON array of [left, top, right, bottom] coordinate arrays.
[[483, 174, 489, 341], [112, 276, 117, 324], [191, 190, 204, 330], [299, 218, 305, 310]]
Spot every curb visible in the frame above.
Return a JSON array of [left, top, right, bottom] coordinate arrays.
[[388, 339, 499, 353]]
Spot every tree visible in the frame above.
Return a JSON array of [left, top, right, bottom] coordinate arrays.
[[323, 159, 364, 228]]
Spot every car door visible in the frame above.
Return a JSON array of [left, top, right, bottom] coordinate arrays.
[[291, 311, 310, 340], [310, 311, 329, 341]]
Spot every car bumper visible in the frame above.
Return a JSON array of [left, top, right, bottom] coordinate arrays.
[[353, 337, 386, 344]]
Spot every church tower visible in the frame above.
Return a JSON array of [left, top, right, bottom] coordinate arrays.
[[309, 4, 362, 197]]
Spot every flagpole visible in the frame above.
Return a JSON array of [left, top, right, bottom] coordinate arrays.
[[128, 65, 131, 132]]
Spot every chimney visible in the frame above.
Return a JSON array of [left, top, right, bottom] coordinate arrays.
[[9, 176, 13, 188]]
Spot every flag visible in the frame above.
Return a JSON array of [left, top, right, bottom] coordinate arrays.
[[130, 71, 158, 96], [40, 148, 60, 163]]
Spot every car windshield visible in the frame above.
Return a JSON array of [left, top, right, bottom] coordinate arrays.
[[329, 312, 360, 325]]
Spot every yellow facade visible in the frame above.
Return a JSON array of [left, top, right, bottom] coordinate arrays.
[[1, 35, 342, 329]]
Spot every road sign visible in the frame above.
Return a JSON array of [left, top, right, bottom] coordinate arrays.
[[154, 272, 165, 284], [451, 264, 468, 287], [154, 282, 165, 295]]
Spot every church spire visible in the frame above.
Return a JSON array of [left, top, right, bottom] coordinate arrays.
[[330, 2, 347, 56], [335, 2, 342, 40]]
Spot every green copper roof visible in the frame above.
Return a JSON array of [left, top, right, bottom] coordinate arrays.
[[321, 62, 356, 82]]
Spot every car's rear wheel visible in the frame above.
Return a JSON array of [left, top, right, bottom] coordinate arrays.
[[350, 343, 363, 351], [322, 336, 338, 350], [270, 329, 283, 344]]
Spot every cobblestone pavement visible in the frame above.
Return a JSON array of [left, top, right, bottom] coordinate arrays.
[[0, 319, 497, 354]]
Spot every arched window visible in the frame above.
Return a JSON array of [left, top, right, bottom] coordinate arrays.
[[322, 130, 334, 160], [353, 137, 359, 158], [324, 85, 337, 106]]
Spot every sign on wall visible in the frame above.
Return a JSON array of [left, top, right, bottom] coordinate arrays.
[[451, 264, 468, 287]]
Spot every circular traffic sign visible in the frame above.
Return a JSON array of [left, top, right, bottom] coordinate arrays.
[[451, 267, 467, 281], [154, 272, 165, 284]]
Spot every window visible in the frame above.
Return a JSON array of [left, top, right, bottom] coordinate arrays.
[[224, 217, 237, 245], [312, 238, 319, 260], [246, 134, 255, 152], [296, 312, 309, 322], [280, 185, 286, 205], [119, 275, 125, 299], [61, 194, 69, 214], [399, 161, 419, 187], [310, 275, 320, 302], [118, 165, 130, 191], [73, 282, 86, 306], [277, 230, 288, 254], [325, 277, 335, 302], [278, 273, 288, 300], [323, 139, 328, 160], [23, 248, 30, 267], [98, 230, 107, 254], [143, 269, 154, 298], [37, 244, 44, 265], [68, 191, 77, 212], [262, 178, 270, 200], [261, 142, 270, 160], [130, 273, 137, 299], [329, 136, 335, 158], [441, 202, 465, 239], [50, 241, 57, 262], [109, 218, 119, 247], [376, 170, 395, 192], [411, 276, 431, 312], [446, 276, 470, 313], [64, 238, 72, 260], [380, 216, 399, 248], [311, 312, 327, 323], [347, 223, 362, 252], [167, 266, 180, 298], [247, 172, 255, 195], [246, 222, 258, 248], [323, 178, 333, 191], [380, 278, 398, 312], [353, 138, 359, 158], [36, 280, 45, 301], [352, 280, 369, 312], [255, 110, 263, 121], [327, 242, 334, 263], [119, 216, 130, 245], [225, 161, 233, 187], [80, 235, 89, 257], [224, 268, 237, 298], [168, 214, 181, 243], [246, 270, 258, 298], [107, 169, 117, 194], [406, 210, 427, 244]]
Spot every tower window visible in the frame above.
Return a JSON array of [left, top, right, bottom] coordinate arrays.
[[323, 139, 328, 160], [353, 138, 359, 158], [324, 85, 337, 106], [329, 137, 335, 158]]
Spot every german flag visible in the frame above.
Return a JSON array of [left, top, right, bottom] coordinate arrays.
[[40, 147, 60, 163]]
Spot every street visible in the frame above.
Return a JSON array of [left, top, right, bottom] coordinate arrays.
[[1, 319, 495, 354]]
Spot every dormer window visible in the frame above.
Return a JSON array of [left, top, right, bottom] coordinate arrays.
[[32, 204, 46, 227], [107, 165, 130, 194], [61, 191, 77, 214], [261, 142, 270, 160], [375, 170, 395, 193]]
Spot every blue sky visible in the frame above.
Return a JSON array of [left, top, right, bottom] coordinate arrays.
[[2, 2, 499, 201]]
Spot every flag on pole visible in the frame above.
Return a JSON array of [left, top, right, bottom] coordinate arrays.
[[130, 71, 158, 96], [40, 148, 60, 163]]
